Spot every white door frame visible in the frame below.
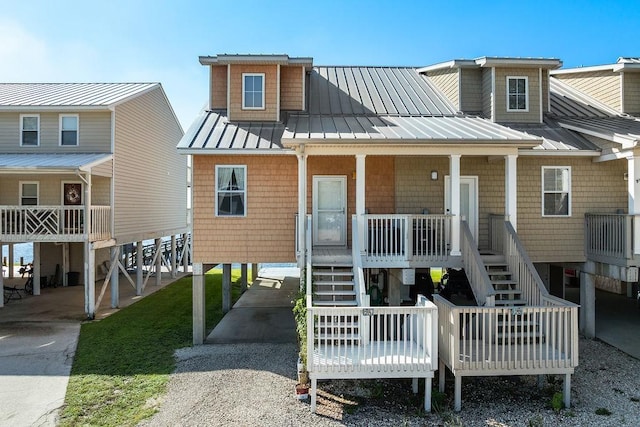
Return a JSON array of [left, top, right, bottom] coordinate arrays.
[[445, 175, 479, 240], [312, 175, 347, 246]]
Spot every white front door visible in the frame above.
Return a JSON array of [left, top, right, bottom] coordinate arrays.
[[312, 176, 347, 246], [445, 176, 479, 240]]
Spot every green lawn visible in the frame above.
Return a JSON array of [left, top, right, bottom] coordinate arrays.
[[59, 269, 241, 427]]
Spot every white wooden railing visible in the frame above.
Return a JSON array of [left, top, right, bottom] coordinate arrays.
[[305, 215, 313, 305], [584, 213, 637, 265], [351, 215, 370, 307], [363, 214, 451, 263], [0, 205, 111, 242], [460, 221, 495, 306]]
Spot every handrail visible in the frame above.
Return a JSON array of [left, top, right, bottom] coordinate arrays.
[[460, 220, 495, 306], [351, 215, 370, 307], [502, 220, 549, 305], [305, 214, 313, 305]]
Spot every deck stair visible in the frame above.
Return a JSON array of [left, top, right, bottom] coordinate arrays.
[[481, 254, 544, 344], [311, 261, 359, 346]]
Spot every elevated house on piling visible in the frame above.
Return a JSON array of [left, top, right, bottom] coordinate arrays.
[[0, 83, 188, 317], [181, 53, 640, 411]]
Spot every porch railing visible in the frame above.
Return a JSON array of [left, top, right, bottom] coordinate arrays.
[[0, 205, 111, 242], [351, 215, 370, 308], [584, 213, 636, 265], [363, 214, 451, 263], [460, 221, 495, 306]]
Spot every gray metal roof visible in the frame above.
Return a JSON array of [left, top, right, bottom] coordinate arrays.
[[0, 153, 112, 170], [0, 83, 158, 108], [553, 116, 640, 143], [177, 110, 285, 151], [618, 57, 640, 64], [549, 78, 618, 118], [509, 118, 600, 151], [308, 67, 457, 116]]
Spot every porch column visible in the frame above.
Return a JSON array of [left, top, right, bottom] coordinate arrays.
[[8, 243, 14, 278], [171, 235, 177, 278], [240, 263, 248, 292], [155, 238, 162, 286], [449, 154, 462, 256], [192, 262, 206, 345], [505, 154, 518, 230], [110, 245, 120, 308], [84, 242, 96, 319], [355, 154, 366, 252], [251, 263, 259, 282], [136, 240, 143, 295], [580, 267, 596, 338], [297, 152, 307, 268], [628, 155, 640, 255], [33, 242, 41, 295], [222, 263, 232, 313]]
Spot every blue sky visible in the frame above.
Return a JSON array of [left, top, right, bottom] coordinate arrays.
[[1, 0, 639, 129]]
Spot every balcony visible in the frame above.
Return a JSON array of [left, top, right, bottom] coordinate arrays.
[[0, 205, 111, 242], [584, 213, 640, 267]]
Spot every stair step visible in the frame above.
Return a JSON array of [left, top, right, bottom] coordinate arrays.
[[314, 280, 355, 287], [313, 270, 354, 277], [494, 289, 522, 296], [487, 270, 512, 277], [313, 300, 358, 306], [491, 279, 517, 286], [314, 290, 356, 297]]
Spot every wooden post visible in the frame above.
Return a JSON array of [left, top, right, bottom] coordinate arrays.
[[425, 377, 432, 412], [251, 263, 259, 282], [155, 238, 162, 286], [171, 235, 177, 279], [33, 242, 41, 295], [240, 263, 248, 292], [222, 263, 232, 313], [580, 270, 596, 338], [356, 154, 366, 252], [505, 154, 518, 230], [110, 246, 120, 308], [449, 154, 462, 256], [62, 242, 69, 287], [192, 263, 205, 345], [84, 242, 95, 319], [182, 233, 189, 272], [136, 240, 143, 295], [454, 376, 462, 411], [8, 243, 14, 278]]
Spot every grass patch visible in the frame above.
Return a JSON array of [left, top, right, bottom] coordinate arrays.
[[59, 270, 242, 426]]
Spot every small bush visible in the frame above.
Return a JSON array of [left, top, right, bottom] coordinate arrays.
[[551, 392, 564, 412], [595, 407, 612, 416]]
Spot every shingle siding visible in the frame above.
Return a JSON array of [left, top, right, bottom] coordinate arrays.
[[228, 64, 278, 121], [280, 65, 304, 111], [425, 69, 460, 110], [493, 68, 541, 123], [460, 69, 483, 114], [554, 71, 621, 111], [623, 72, 640, 115], [210, 65, 228, 110], [482, 68, 493, 118]]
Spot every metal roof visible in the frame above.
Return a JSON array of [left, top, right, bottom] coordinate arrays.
[[618, 57, 640, 64], [199, 54, 313, 67], [0, 153, 112, 171], [284, 114, 540, 144], [549, 78, 618, 118], [508, 118, 599, 152], [308, 67, 458, 116], [553, 116, 640, 144], [0, 83, 158, 108], [177, 110, 286, 152]]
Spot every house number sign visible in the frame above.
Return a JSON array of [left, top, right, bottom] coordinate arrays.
[[362, 308, 375, 316]]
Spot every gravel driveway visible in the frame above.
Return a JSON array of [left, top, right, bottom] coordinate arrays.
[[141, 337, 640, 426]]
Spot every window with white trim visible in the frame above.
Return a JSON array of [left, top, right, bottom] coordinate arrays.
[[542, 166, 571, 216], [242, 73, 265, 109], [20, 181, 39, 206], [20, 114, 40, 146], [215, 165, 246, 216], [507, 76, 528, 112], [60, 114, 79, 146]]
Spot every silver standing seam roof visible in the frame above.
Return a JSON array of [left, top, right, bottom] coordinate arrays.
[[0, 83, 158, 108], [0, 153, 112, 171]]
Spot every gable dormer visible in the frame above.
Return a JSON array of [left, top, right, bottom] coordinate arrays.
[[419, 57, 562, 124], [550, 58, 640, 116], [198, 54, 313, 122]]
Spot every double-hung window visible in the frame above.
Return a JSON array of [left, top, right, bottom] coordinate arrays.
[[507, 76, 528, 112], [242, 73, 264, 109], [20, 182, 39, 206], [216, 165, 246, 216], [60, 114, 79, 146], [542, 166, 571, 217], [20, 114, 40, 146]]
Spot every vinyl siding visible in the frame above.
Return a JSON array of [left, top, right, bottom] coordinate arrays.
[[482, 69, 493, 118], [280, 65, 304, 111], [425, 69, 459, 110], [623, 72, 640, 115], [210, 65, 228, 110], [493, 68, 541, 123], [542, 70, 550, 113], [228, 64, 278, 121], [0, 111, 111, 152], [554, 71, 621, 112], [92, 159, 113, 178], [192, 154, 298, 263], [460, 69, 483, 114], [0, 174, 109, 205], [113, 86, 186, 243]]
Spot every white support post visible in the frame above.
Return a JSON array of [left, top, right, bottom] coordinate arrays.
[[110, 246, 120, 308], [240, 263, 248, 292], [84, 242, 95, 319], [580, 269, 596, 338], [192, 262, 205, 345], [171, 235, 177, 278], [454, 375, 462, 412], [425, 377, 432, 412], [136, 240, 143, 295], [439, 360, 445, 393], [563, 374, 571, 409], [33, 242, 41, 295], [222, 263, 232, 313], [505, 154, 518, 230], [155, 238, 162, 286], [311, 378, 317, 413], [8, 243, 14, 278], [450, 154, 462, 256], [62, 243, 69, 287], [412, 378, 418, 394], [297, 152, 307, 268], [355, 154, 366, 253], [182, 233, 189, 272], [628, 156, 640, 254]]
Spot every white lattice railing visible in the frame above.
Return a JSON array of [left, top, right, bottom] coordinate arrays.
[[363, 214, 451, 263], [0, 205, 111, 242]]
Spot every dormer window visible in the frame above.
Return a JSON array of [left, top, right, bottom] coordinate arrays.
[[242, 73, 265, 109], [507, 76, 528, 112]]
